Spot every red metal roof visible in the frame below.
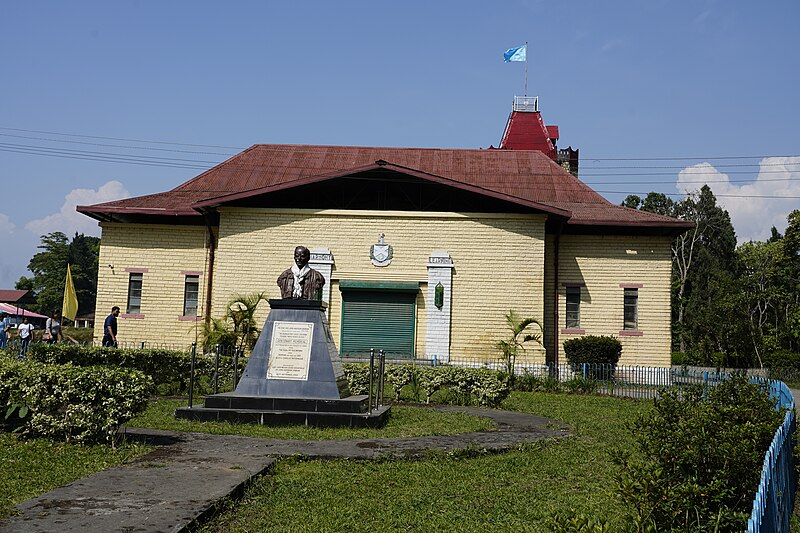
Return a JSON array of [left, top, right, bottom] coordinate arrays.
[[0, 303, 48, 319], [546, 125, 559, 140], [0, 290, 32, 303], [77, 144, 692, 231]]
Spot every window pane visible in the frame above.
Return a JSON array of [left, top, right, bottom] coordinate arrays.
[[623, 288, 638, 330], [184, 275, 200, 316], [127, 273, 143, 314], [565, 286, 580, 328]]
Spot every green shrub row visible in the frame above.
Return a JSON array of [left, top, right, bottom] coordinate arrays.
[[343, 363, 511, 408], [26, 344, 244, 393], [0, 358, 153, 445]]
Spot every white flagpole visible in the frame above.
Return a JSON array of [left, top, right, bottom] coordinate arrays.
[[524, 41, 528, 96]]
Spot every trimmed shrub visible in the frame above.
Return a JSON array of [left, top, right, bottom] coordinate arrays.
[[0, 358, 153, 445], [26, 344, 243, 394], [342, 364, 511, 408], [563, 336, 621, 379]]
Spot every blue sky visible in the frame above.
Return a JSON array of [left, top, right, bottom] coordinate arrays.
[[1, 0, 798, 288]]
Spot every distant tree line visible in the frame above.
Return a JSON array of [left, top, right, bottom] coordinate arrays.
[[623, 185, 800, 366], [15, 231, 99, 320]]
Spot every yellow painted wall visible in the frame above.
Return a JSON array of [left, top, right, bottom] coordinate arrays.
[[94, 223, 210, 347], [543, 234, 673, 367], [212, 208, 547, 362], [91, 213, 672, 367]]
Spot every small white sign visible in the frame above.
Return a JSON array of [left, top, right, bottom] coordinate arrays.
[[266, 321, 314, 381]]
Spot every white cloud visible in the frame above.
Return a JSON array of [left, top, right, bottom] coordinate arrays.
[[0, 213, 15, 236], [677, 157, 800, 243], [25, 181, 129, 238]]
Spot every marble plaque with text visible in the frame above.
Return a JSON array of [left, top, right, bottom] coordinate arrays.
[[266, 321, 314, 380]]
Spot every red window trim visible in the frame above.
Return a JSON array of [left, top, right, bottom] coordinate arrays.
[[619, 283, 643, 289], [122, 313, 145, 319], [178, 315, 201, 321], [181, 271, 202, 277], [619, 330, 643, 336]]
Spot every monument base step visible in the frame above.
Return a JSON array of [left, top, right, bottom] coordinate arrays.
[[203, 393, 370, 414], [174, 403, 391, 428]]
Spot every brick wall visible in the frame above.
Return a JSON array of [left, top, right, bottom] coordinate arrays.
[[544, 234, 673, 367], [95, 223, 209, 346], [212, 208, 547, 362]]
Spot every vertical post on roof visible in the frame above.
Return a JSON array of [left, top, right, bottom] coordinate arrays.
[[524, 41, 528, 96]]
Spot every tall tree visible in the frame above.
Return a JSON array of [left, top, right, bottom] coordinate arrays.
[[16, 231, 100, 317], [672, 185, 737, 354]]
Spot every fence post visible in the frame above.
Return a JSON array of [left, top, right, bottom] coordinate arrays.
[[233, 347, 240, 389], [213, 344, 220, 394], [378, 350, 386, 407], [188, 342, 196, 408], [140, 341, 145, 349], [368, 348, 375, 412]]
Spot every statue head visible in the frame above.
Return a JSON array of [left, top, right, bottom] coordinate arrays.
[[294, 246, 310, 268]]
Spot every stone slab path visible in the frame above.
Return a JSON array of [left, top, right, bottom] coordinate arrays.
[[0, 406, 568, 533]]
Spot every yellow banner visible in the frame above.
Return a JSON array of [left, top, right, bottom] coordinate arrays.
[[62, 264, 79, 321]]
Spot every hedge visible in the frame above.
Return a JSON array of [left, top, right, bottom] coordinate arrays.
[[343, 363, 511, 408], [0, 357, 153, 445], [563, 335, 622, 377], [25, 344, 244, 392]]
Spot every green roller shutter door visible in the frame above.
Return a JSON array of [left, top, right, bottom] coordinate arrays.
[[340, 290, 416, 358]]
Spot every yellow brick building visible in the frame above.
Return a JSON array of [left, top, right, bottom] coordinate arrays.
[[80, 139, 691, 367]]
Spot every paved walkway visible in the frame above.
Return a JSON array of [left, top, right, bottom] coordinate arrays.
[[0, 406, 567, 533]]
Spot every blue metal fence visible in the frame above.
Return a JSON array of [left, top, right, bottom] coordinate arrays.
[[747, 379, 796, 533]]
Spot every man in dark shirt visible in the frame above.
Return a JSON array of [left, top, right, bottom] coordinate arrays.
[[102, 306, 120, 347]]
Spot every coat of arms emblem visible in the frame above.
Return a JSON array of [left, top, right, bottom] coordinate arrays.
[[370, 233, 393, 267]]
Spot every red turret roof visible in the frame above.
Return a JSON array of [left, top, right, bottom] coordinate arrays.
[[499, 111, 556, 158]]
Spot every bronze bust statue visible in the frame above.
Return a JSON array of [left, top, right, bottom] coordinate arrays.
[[277, 246, 325, 299]]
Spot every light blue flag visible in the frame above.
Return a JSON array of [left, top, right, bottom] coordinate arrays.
[[503, 44, 527, 63]]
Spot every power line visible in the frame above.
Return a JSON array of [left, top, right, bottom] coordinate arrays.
[[0, 132, 237, 157], [0, 126, 244, 150]]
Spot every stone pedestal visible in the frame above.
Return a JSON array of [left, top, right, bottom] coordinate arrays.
[[234, 299, 349, 399], [175, 299, 390, 427]]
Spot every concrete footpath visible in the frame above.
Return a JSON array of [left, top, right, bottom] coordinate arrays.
[[0, 406, 567, 533]]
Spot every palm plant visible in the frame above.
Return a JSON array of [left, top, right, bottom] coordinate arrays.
[[496, 310, 543, 376], [226, 292, 268, 352]]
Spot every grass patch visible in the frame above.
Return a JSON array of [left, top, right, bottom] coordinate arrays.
[[0, 434, 149, 519], [127, 398, 495, 440], [199, 392, 651, 532]]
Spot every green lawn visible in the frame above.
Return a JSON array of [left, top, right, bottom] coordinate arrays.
[[127, 398, 496, 439], [0, 434, 149, 518], [198, 392, 650, 532]]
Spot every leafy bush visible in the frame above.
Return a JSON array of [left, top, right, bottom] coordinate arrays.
[[612, 375, 784, 531], [0, 358, 153, 445], [343, 363, 371, 395], [563, 336, 621, 379], [763, 349, 800, 370], [342, 364, 511, 408], [26, 344, 243, 394]]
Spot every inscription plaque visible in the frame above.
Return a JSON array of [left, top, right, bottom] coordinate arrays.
[[266, 321, 314, 380]]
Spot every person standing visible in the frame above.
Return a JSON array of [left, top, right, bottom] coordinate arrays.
[[45, 311, 63, 344], [102, 306, 120, 347], [18, 316, 34, 358], [0, 312, 9, 349]]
